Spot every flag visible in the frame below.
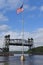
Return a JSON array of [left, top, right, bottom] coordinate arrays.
[[17, 4, 24, 14]]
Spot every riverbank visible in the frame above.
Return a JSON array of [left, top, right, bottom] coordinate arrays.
[[0, 46, 43, 56], [0, 52, 14, 56]]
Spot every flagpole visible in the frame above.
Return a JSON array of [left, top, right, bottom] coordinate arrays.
[[21, 4, 25, 61], [17, 3, 25, 61], [22, 12, 24, 55]]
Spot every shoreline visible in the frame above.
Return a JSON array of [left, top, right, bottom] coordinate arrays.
[[30, 52, 43, 55]]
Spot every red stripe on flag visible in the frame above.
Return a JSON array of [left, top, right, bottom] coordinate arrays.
[[17, 8, 24, 14]]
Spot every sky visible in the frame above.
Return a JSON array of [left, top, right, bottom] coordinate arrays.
[[0, 0, 43, 51]]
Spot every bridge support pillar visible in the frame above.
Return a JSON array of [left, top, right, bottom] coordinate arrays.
[[29, 46, 32, 54], [4, 35, 10, 52], [28, 38, 33, 54]]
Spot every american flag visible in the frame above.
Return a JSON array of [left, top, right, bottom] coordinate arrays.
[[17, 4, 24, 14]]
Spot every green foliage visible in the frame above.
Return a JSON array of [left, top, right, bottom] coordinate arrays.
[[28, 46, 43, 54]]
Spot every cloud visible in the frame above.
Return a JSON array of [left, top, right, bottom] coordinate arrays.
[[30, 28, 43, 47], [0, 13, 8, 21], [29, 6, 37, 11], [0, 28, 43, 51], [40, 6, 43, 11], [0, 0, 5, 9], [33, 28, 43, 42], [5, 0, 23, 10], [0, 31, 30, 51], [7, 0, 23, 7], [0, 35, 5, 48], [0, 0, 23, 11], [0, 0, 43, 13], [7, 28, 43, 47], [0, 31, 29, 51], [24, 4, 37, 11], [3, 31, 31, 39], [24, 4, 29, 9], [0, 25, 10, 32], [24, 5, 43, 13], [0, 0, 37, 12], [9, 46, 28, 51]]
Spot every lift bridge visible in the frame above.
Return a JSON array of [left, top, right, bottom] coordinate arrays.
[[3, 35, 33, 52], [9, 39, 33, 46]]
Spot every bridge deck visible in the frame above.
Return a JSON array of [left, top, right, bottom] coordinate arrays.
[[6, 39, 33, 46], [9, 43, 33, 46]]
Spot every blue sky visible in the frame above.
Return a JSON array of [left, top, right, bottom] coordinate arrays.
[[0, 0, 43, 32], [0, 0, 43, 51]]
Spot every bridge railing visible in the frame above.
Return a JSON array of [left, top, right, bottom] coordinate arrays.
[[9, 39, 32, 45], [9, 39, 25, 44]]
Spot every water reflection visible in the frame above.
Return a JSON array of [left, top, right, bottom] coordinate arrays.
[[4, 62, 9, 65], [20, 60, 26, 65], [20, 55, 35, 65], [29, 55, 35, 65], [4, 56, 9, 62], [0, 55, 43, 65], [3, 56, 9, 65]]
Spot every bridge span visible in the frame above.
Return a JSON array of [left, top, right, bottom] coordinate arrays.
[[9, 39, 33, 46], [0, 35, 34, 56], [3, 35, 34, 53]]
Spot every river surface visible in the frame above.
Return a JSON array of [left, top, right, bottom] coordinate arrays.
[[0, 54, 43, 65]]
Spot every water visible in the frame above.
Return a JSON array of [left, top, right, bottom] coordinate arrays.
[[0, 54, 43, 65]]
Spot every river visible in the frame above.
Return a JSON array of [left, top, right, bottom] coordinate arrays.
[[0, 54, 43, 65]]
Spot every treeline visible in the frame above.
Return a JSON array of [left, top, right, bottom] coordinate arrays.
[[10, 51, 28, 54], [28, 46, 43, 55]]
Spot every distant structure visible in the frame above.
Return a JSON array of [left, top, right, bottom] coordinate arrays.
[[3, 35, 33, 53], [0, 35, 34, 56], [28, 38, 33, 49], [4, 35, 10, 52]]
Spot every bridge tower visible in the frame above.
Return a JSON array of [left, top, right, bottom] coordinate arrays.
[[28, 38, 33, 54], [4, 35, 10, 52]]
